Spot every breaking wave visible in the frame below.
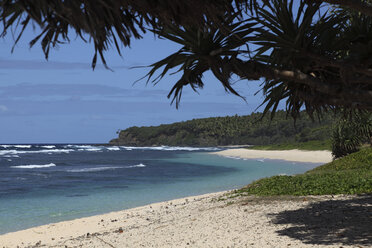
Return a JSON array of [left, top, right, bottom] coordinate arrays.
[[77, 148, 102, 152], [67, 163, 146, 173], [0, 149, 73, 156], [67, 166, 122, 173], [40, 145, 56, 149], [11, 163, 56, 169], [126, 163, 146, 168], [64, 145, 104, 152], [106, 147, 120, 151], [120, 146, 220, 151], [1, 145, 31, 149]]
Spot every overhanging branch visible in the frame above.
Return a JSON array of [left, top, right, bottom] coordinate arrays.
[[230, 59, 372, 107], [300, 51, 372, 79], [312, 0, 372, 17]]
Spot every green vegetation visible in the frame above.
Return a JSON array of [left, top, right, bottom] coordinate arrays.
[[250, 111, 371, 152], [310, 147, 372, 172], [250, 140, 331, 151], [233, 148, 372, 196], [332, 112, 372, 158], [110, 111, 333, 146]]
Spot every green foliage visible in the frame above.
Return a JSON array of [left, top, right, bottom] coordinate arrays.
[[332, 112, 372, 158], [310, 147, 372, 172], [141, 1, 372, 116], [250, 140, 331, 151], [254, 1, 346, 116], [143, 15, 255, 106], [236, 171, 372, 196], [109, 111, 334, 146], [235, 148, 372, 196]]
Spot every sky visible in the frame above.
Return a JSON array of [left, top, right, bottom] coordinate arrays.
[[0, 24, 275, 144]]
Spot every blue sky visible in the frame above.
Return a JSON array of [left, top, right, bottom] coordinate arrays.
[[0, 26, 271, 144]]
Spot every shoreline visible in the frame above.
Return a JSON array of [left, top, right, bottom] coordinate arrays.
[[211, 148, 333, 163], [0, 191, 227, 247], [0, 190, 368, 248]]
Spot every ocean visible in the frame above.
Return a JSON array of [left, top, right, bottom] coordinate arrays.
[[0, 144, 319, 234]]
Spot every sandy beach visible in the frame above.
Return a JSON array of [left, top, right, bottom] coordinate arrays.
[[212, 148, 333, 163], [1, 191, 370, 248]]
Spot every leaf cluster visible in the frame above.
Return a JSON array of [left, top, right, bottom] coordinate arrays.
[[332, 111, 372, 158], [141, 0, 372, 117], [0, 0, 246, 68]]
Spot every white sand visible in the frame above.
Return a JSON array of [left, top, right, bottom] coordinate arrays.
[[0, 191, 369, 248], [211, 148, 333, 163]]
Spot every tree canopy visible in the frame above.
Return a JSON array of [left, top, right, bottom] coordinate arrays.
[[1, 0, 372, 117], [110, 110, 333, 146]]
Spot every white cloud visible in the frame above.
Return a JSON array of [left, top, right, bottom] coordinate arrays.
[[0, 83, 169, 99], [0, 105, 8, 112]]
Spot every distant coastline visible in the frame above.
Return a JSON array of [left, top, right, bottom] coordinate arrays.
[[109, 111, 333, 147]]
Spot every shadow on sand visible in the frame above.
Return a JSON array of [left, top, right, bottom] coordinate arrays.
[[270, 195, 372, 246]]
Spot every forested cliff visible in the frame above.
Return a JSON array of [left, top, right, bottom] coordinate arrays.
[[109, 111, 334, 146]]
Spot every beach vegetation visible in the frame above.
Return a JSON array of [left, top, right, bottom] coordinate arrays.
[[234, 147, 372, 196], [250, 140, 331, 151], [331, 112, 372, 158]]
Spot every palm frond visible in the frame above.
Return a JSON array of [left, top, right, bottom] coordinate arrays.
[[140, 15, 256, 107]]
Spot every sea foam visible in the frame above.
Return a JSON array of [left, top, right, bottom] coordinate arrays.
[[78, 148, 102, 152], [13, 145, 32, 149], [67, 166, 122, 173], [121, 146, 220, 151], [40, 145, 56, 149], [0, 149, 73, 156], [11, 163, 56, 169], [126, 163, 146, 168], [65, 145, 91, 148], [67, 164, 146, 173], [64, 145, 103, 152], [1, 145, 31, 149], [107, 147, 120, 151]]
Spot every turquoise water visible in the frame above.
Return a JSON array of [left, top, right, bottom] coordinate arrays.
[[0, 145, 320, 234]]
